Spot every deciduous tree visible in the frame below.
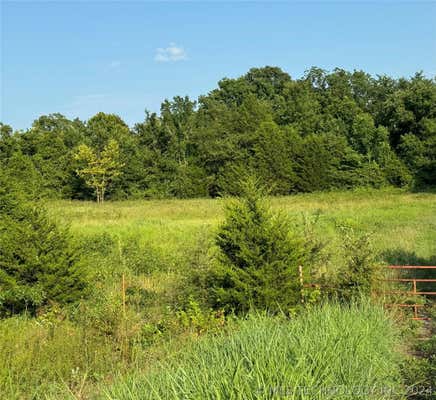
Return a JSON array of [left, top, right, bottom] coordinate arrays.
[[74, 139, 124, 203]]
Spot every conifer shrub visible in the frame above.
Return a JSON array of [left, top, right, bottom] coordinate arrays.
[[0, 176, 87, 316], [207, 178, 311, 314]]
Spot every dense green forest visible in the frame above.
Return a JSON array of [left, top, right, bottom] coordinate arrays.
[[1, 66, 435, 201]]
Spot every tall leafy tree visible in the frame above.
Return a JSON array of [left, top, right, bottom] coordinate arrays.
[[85, 112, 147, 198], [74, 139, 124, 203], [17, 114, 86, 198], [2, 66, 435, 199], [252, 121, 298, 194]]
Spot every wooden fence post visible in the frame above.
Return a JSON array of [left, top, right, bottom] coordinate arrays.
[[299, 265, 304, 304]]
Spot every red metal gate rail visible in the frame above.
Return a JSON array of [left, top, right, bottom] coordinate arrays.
[[382, 266, 436, 321]]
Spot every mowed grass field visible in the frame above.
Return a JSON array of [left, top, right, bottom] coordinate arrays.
[[49, 188, 436, 265]]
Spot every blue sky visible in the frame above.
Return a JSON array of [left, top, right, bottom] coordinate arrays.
[[2, 1, 435, 130]]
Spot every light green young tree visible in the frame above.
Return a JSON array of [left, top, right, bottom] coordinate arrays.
[[74, 139, 124, 203]]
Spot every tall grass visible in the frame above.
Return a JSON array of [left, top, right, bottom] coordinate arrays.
[[103, 302, 404, 400], [0, 315, 120, 399]]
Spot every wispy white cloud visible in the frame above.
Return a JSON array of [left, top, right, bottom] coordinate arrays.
[[154, 43, 188, 62], [109, 60, 121, 68]]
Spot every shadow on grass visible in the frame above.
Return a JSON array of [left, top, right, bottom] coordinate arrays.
[[382, 249, 436, 266], [382, 249, 436, 293]]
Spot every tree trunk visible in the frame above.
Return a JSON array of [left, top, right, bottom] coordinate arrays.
[[96, 188, 102, 204]]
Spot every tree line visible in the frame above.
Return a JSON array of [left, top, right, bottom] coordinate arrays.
[[1, 66, 435, 201]]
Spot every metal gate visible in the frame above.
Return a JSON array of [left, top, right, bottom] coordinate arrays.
[[383, 265, 436, 321]]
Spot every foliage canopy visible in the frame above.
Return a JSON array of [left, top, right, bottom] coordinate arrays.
[[1, 67, 435, 200]]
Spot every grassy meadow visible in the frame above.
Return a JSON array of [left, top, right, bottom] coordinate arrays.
[[1, 188, 435, 399], [50, 187, 436, 263]]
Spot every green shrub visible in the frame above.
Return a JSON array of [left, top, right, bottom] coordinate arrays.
[[335, 224, 381, 301], [175, 227, 216, 308], [177, 296, 225, 335], [79, 232, 115, 257], [208, 178, 309, 313], [116, 237, 168, 276], [0, 186, 87, 316]]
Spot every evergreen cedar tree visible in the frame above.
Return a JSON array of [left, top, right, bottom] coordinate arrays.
[[0, 173, 87, 316], [1, 66, 435, 202], [210, 179, 308, 313]]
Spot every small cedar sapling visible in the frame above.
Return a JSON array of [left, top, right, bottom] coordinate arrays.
[[210, 177, 309, 314]]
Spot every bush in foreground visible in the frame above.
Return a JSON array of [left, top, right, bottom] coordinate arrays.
[[103, 302, 404, 400], [208, 178, 310, 313], [0, 178, 86, 316]]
